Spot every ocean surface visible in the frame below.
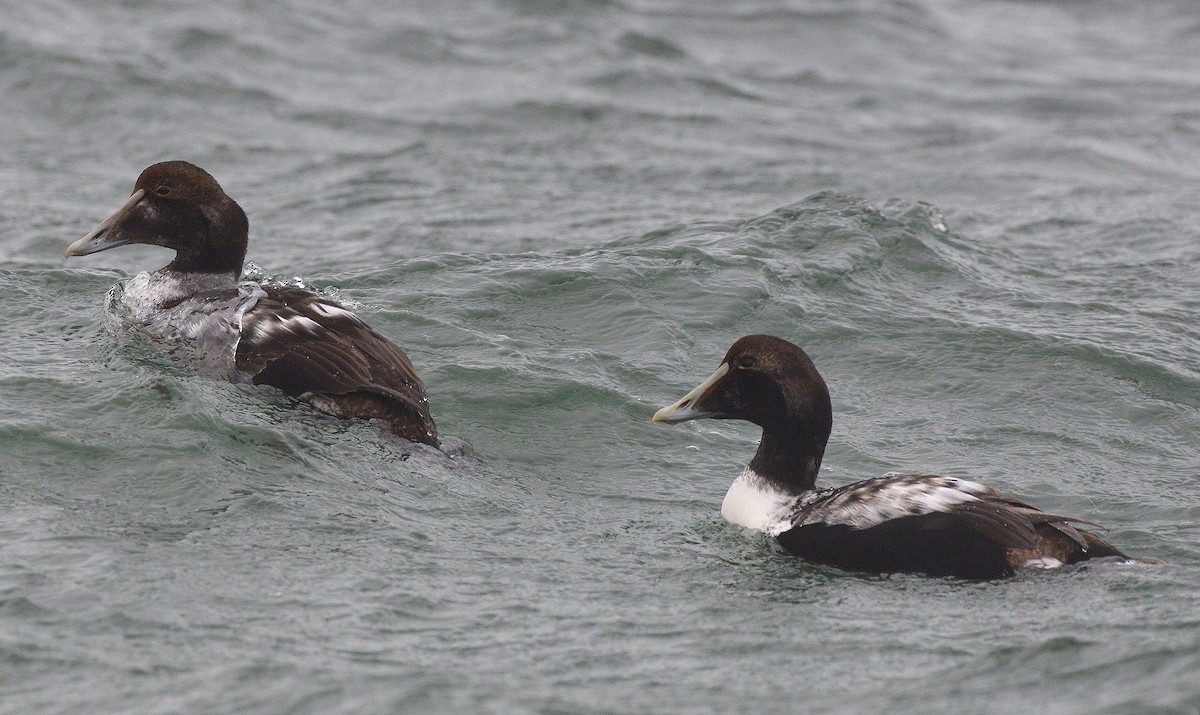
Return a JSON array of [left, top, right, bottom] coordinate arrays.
[[2, 1, 1199, 713]]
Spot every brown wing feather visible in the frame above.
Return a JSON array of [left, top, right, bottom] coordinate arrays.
[[986, 494, 1106, 548], [939, 500, 1040, 551], [235, 286, 437, 445], [955, 490, 1126, 564]]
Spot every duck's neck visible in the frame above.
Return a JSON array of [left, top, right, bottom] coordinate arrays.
[[165, 236, 246, 277], [165, 196, 249, 276], [747, 422, 827, 495]]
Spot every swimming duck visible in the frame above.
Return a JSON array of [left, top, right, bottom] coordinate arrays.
[[66, 161, 438, 446], [653, 334, 1127, 578]]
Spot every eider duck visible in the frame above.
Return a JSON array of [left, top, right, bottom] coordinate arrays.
[[66, 161, 438, 447], [653, 334, 1128, 579]]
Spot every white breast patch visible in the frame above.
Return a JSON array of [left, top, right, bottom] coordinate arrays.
[[720, 469, 800, 537]]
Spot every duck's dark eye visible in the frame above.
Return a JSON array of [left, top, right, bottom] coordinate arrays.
[[156, 185, 171, 196], [736, 355, 756, 369]]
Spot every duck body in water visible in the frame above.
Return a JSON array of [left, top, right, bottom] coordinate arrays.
[[653, 335, 1129, 579], [67, 161, 438, 446]]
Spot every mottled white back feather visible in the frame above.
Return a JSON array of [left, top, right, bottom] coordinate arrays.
[[792, 473, 995, 530]]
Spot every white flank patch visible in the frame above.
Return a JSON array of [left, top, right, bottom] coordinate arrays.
[[279, 314, 323, 334], [247, 312, 325, 342], [721, 469, 799, 537], [1023, 557, 1065, 569], [309, 301, 356, 321]]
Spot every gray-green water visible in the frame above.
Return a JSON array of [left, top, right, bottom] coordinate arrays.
[[3, 1, 1200, 713]]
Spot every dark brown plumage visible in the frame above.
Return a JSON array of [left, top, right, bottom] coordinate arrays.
[[236, 286, 437, 444], [67, 161, 438, 446]]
